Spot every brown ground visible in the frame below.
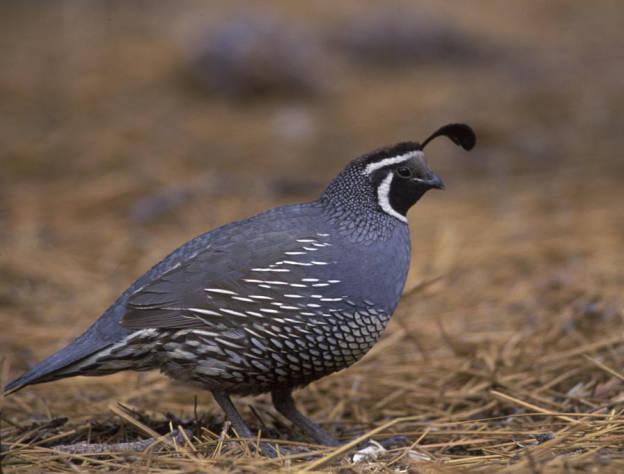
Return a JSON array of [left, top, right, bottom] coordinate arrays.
[[1, 1, 624, 472]]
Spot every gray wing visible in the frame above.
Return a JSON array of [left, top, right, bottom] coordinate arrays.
[[121, 227, 345, 330]]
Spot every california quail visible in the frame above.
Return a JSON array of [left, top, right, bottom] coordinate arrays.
[[5, 123, 476, 450]]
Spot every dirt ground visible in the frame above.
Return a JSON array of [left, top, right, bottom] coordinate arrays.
[[1, 1, 624, 472]]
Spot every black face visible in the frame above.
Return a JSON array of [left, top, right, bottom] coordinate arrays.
[[391, 161, 445, 190], [390, 160, 444, 216], [367, 154, 444, 219]]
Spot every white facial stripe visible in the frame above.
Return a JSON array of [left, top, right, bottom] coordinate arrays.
[[377, 171, 408, 223], [363, 150, 423, 176]]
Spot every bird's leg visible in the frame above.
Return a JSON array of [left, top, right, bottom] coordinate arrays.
[[211, 391, 276, 457], [271, 389, 340, 447], [272, 390, 408, 451]]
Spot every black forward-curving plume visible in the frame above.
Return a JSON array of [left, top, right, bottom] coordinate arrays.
[[422, 123, 476, 151]]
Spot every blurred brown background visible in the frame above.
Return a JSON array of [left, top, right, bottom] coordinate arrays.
[[1, 1, 624, 470]]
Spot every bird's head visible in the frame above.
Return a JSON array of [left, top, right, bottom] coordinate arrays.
[[326, 123, 476, 224]]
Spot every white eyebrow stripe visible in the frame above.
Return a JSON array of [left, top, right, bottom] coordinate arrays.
[[363, 150, 423, 175]]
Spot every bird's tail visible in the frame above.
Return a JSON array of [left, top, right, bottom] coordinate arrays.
[[4, 336, 106, 395], [4, 308, 130, 396]]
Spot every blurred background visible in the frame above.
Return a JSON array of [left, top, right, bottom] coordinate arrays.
[[1, 0, 624, 468]]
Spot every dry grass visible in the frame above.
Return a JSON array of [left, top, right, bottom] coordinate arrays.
[[2, 1, 624, 472]]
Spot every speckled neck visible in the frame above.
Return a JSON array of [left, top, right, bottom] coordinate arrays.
[[320, 160, 405, 243]]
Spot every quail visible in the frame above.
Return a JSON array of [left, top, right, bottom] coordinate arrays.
[[5, 123, 476, 451]]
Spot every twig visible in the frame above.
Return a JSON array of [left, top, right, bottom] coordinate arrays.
[[490, 390, 579, 424], [51, 428, 190, 454], [584, 354, 624, 382], [109, 403, 200, 461]]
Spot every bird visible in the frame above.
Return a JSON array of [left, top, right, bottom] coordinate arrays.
[[5, 123, 476, 452]]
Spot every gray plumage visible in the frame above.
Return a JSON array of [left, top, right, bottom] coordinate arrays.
[[5, 123, 475, 449]]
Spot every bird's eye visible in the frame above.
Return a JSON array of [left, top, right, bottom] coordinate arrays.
[[396, 167, 412, 178]]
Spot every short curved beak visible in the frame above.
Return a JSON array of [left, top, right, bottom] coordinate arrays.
[[423, 173, 445, 190]]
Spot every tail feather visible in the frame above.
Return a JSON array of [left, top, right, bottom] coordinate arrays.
[[5, 363, 68, 396], [4, 307, 130, 396], [4, 336, 110, 395]]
